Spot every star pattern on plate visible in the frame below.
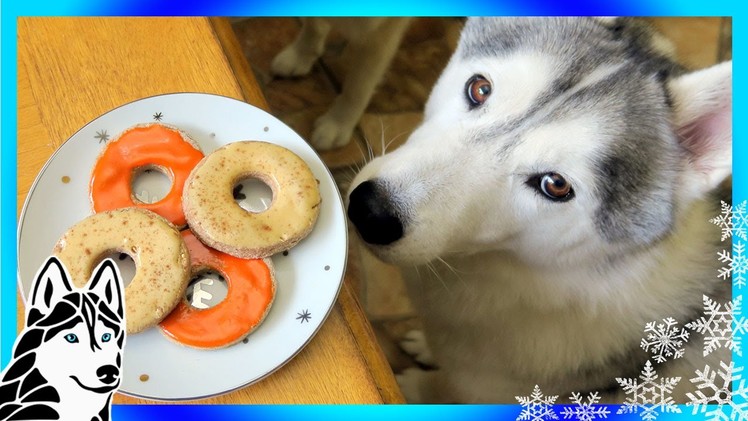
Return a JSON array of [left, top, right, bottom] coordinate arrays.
[[94, 129, 110, 143], [153, 112, 163, 121], [296, 309, 311, 324]]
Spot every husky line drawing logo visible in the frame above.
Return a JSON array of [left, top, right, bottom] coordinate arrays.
[[1, 257, 126, 421]]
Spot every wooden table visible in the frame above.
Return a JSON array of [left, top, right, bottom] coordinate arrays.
[[17, 17, 404, 404]]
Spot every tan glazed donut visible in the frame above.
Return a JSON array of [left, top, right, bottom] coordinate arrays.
[[183, 141, 321, 258], [53, 208, 191, 334]]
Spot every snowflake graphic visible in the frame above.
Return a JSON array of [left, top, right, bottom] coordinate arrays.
[[153, 111, 163, 121], [718, 240, 747, 289], [516, 385, 559, 421], [560, 392, 610, 421], [616, 360, 681, 421], [686, 295, 744, 357], [640, 317, 689, 364], [711, 200, 748, 242], [735, 201, 748, 241], [687, 360, 748, 421]]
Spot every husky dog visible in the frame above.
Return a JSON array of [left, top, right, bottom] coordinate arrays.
[[271, 18, 412, 150], [347, 17, 732, 403], [1, 257, 125, 420]]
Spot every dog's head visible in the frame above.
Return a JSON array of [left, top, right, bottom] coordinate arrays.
[[348, 17, 731, 267], [25, 257, 125, 396]]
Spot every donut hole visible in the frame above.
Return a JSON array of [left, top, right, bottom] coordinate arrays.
[[233, 176, 274, 214], [101, 252, 136, 288], [131, 166, 173, 204], [185, 269, 228, 309]]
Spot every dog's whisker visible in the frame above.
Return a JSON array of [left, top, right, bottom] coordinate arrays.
[[412, 265, 433, 297], [344, 167, 358, 183], [354, 138, 370, 166], [374, 119, 406, 157], [384, 129, 411, 153], [349, 160, 363, 176], [379, 122, 400, 157], [365, 135, 375, 163], [436, 256, 463, 276], [436, 257, 467, 275], [382, 138, 395, 156], [425, 261, 450, 292], [379, 119, 387, 157], [435, 256, 469, 289], [344, 161, 359, 178]]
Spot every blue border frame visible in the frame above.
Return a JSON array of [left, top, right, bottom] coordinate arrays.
[[1, 1, 16, 372], [1, 1, 743, 420]]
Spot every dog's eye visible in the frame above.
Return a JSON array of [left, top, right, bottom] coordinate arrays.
[[465, 75, 492, 107], [65, 333, 79, 343], [101, 333, 112, 342], [529, 173, 574, 201]]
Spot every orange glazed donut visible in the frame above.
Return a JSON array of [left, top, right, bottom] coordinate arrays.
[[183, 141, 321, 258], [90, 123, 204, 227], [159, 230, 276, 349]]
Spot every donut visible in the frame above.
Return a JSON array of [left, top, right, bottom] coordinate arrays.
[[183, 141, 321, 258], [53, 208, 191, 334], [90, 123, 204, 227], [159, 230, 276, 349]]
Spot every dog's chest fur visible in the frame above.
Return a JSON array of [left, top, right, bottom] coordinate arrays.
[[402, 197, 728, 402]]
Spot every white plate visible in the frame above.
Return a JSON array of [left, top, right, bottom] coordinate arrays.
[[17, 93, 348, 401]]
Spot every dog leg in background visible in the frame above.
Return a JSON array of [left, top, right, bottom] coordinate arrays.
[[311, 18, 411, 150], [399, 329, 436, 366], [271, 18, 331, 77], [396, 367, 452, 403]]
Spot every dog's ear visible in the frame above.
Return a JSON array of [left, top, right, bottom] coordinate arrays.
[[30, 256, 74, 314], [669, 61, 732, 197], [87, 258, 125, 319]]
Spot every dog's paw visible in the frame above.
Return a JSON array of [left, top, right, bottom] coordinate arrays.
[[400, 330, 435, 366], [396, 367, 428, 403], [270, 46, 317, 77], [310, 113, 355, 150]]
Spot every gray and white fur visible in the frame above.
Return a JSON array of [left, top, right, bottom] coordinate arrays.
[[347, 17, 732, 403]]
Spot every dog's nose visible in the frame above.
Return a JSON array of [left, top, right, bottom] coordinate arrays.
[[348, 180, 403, 245], [97, 365, 119, 384]]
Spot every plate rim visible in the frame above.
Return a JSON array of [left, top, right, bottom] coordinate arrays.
[[16, 91, 349, 401]]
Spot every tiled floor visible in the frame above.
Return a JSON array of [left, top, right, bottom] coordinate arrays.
[[231, 17, 733, 373]]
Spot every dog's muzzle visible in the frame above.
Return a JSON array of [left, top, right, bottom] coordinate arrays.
[[347, 179, 404, 245]]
